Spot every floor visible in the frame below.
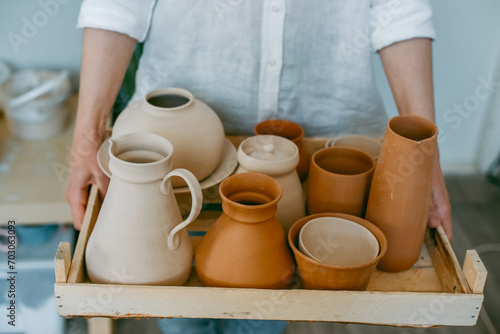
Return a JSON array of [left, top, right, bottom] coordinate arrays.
[[66, 175, 500, 334]]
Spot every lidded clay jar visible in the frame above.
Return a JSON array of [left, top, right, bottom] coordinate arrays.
[[195, 172, 295, 289], [254, 119, 310, 181], [112, 87, 225, 187], [236, 135, 305, 233]]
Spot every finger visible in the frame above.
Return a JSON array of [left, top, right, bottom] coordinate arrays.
[[427, 200, 440, 228], [96, 173, 110, 198], [66, 183, 88, 231]]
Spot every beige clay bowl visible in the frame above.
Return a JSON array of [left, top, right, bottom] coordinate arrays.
[[325, 134, 382, 160], [299, 217, 379, 267]]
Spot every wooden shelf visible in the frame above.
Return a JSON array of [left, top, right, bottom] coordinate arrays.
[[54, 136, 487, 330], [0, 96, 77, 225]]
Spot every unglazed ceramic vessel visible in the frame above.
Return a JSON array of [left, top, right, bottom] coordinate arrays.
[[299, 217, 379, 266], [254, 119, 310, 181], [86, 133, 202, 285], [307, 147, 375, 216], [195, 172, 295, 288], [325, 134, 383, 161], [366, 115, 438, 272], [112, 87, 225, 187], [289, 213, 387, 290], [236, 135, 305, 233]]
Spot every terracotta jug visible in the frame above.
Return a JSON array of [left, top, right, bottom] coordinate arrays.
[[86, 132, 203, 285], [195, 172, 295, 288], [112, 87, 225, 187], [365, 115, 438, 272], [236, 135, 305, 233], [254, 119, 310, 181]]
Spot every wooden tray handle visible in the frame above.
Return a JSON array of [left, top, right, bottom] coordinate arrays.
[[54, 241, 71, 283], [463, 249, 487, 294]]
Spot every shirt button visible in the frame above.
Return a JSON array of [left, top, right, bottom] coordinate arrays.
[[268, 59, 276, 66], [272, 5, 280, 13]]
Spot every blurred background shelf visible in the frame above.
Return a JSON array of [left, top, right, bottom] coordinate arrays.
[[0, 95, 77, 225]]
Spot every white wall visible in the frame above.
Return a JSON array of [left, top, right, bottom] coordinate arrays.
[[372, 0, 500, 173], [1, 0, 499, 173], [0, 0, 83, 76]]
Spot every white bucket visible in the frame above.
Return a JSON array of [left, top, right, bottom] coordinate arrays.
[[2, 70, 71, 141]]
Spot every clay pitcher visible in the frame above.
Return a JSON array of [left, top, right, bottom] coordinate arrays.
[[236, 135, 305, 233], [86, 132, 202, 285], [365, 115, 438, 272], [254, 119, 310, 181], [195, 172, 295, 288]]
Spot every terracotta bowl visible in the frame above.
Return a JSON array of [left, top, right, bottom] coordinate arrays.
[[298, 217, 379, 266], [289, 213, 387, 290]]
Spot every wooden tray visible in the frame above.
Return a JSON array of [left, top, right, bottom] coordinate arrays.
[[54, 137, 487, 328]]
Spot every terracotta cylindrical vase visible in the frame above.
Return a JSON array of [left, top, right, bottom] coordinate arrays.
[[365, 115, 438, 272], [254, 119, 309, 181], [236, 135, 305, 233], [112, 87, 225, 187], [307, 147, 375, 217], [195, 172, 295, 289], [288, 213, 387, 290], [86, 133, 202, 285]]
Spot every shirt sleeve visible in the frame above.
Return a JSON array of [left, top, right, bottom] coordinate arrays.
[[77, 0, 157, 42], [369, 0, 436, 51]]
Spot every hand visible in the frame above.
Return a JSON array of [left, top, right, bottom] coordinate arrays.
[[66, 135, 109, 230], [427, 156, 452, 240]]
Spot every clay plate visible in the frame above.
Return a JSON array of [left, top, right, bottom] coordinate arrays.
[[97, 137, 238, 193]]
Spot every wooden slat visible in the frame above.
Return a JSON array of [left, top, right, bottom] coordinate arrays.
[[54, 283, 483, 327], [54, 242, 71, 283], [424, 226, 471, 293], [67, 186, 101, 284], [367, 267, 443, 292], [462, 250, 487, 294]]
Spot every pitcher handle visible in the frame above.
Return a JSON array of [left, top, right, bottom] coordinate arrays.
[[161, 168, 202, 250]]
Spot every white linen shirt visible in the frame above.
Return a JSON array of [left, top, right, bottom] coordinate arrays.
[[78, 0, 436, 136]]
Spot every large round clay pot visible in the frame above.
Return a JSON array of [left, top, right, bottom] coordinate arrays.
[[365, 115, 438, 272], [288, 213, 387, 290], [86, 133, 202, 285], [236, 135, 305, 233], [112, 87, 225, 187], [307, 147, 375, 217], [195, 172, 295, 288], [254, 119, 309, 181]]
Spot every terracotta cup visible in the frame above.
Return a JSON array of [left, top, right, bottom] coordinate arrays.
[[288, 213, 387, 290], [254, 119, 310, 181], [307, 147, 375, 217]]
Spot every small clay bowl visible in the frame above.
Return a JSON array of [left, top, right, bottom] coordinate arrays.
[[289, 213, 387, 291], [298, 217, 379, 267], [325, 135, 382, 161]]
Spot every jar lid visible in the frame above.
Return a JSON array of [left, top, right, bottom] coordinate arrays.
[[237, 135, 299, 175]]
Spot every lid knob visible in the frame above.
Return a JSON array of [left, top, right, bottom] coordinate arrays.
[[263, 143, 275, 153]]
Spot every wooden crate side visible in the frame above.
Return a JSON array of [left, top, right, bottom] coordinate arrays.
[[55, 284, 482, 327], [67, 186, 101, 284], [463, 250, 487, 294], [54, 242, 71, 283], [424, 226, 470, 293]]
